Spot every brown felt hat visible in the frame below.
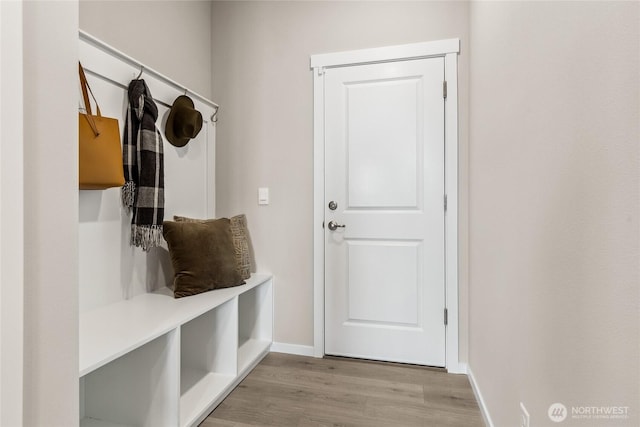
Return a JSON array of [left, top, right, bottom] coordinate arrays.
[[165, 95, 203, 147]]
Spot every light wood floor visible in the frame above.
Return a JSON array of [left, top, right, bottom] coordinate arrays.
[[202, 353, 484, 427]]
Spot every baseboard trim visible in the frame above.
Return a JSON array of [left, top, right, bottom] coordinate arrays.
[[270, 342, 315, 357], [448, 361, 467, 375], [467, 365, 494, 427]]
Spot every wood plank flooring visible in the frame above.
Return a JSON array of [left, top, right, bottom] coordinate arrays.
[[202, 353, 484, 427]]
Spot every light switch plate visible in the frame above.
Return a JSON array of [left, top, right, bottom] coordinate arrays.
[[258, 187, 269, 205]]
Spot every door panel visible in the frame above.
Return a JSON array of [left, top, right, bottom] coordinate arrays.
[[347, 77, 420, 208], [324, 57, 445, 366], [347, 240, 421, 326]]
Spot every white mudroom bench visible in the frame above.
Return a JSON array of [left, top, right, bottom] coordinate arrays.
[[79, 274, 273, 427]]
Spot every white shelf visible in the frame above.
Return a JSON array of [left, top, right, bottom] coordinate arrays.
[[80, 274, 272, 376], [80, 418, 133, 427], [80, 274, 273, 427], [180, 370, 235, 427], [238, 339, 271, 373]]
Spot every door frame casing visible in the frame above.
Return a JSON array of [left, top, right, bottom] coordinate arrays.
[[310, 39, 463, 373]]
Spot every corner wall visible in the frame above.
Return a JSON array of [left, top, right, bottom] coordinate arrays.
[[468, 2, 639, 426], [0, 1, 24, 425], [211, 0, 470, 355], [22, 1, 80, 425]]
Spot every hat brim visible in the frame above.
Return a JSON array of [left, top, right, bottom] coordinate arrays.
[[165, 95, 196, 147]]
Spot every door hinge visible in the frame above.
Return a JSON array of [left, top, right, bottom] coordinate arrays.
[[444, 308, 448, 326], [444, 194, 448, 212], [443, 81, 448, 99]]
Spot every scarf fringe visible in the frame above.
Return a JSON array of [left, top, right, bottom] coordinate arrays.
[[122, 181, 136, 211], [131, 224, 163, 252]]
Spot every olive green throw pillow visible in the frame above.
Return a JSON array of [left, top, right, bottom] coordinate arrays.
[[163, 219, 245, 298], [174, 214, 251, 280]]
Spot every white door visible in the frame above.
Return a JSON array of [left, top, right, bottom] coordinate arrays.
[[324, 57, 446, 366]]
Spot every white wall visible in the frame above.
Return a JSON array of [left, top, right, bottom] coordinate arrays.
[[468, 1, 639, 426], [211, 0, 470, 353], [22, 1, 80, 425], [80, 0, 213, 98], [0, 1, 24, 425]]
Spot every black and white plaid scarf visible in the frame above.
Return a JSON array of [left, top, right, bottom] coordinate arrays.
[[122, 80, 164, 251]]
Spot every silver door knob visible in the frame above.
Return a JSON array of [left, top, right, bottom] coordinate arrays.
[[327, 221, 346, 231]]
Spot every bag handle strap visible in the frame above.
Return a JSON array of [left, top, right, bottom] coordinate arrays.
[[79, 62, 101, 136]]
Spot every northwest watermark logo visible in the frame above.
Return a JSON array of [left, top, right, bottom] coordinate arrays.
[[548, 403, 630, 423], [548, 403, 568, 423]]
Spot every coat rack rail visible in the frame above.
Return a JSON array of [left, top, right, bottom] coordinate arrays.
[[79, 30, 219, 122], [83, 66, 173, 110]]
